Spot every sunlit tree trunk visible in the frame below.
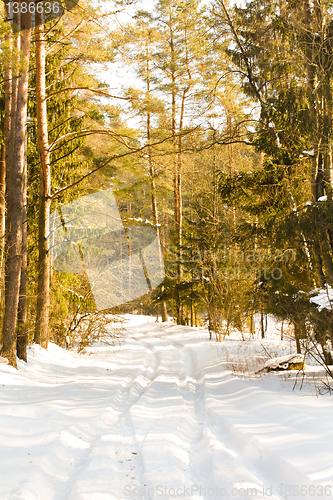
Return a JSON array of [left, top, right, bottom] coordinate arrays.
[[16, 158, 27, 361], [145, 37, 168, 322], [0, 120, 5, 284], [167, 4, 183, 324], [34, 14, 51, 349], [2, 5, 32, 367]]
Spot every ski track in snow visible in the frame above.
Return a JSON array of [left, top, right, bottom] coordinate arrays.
[[0, 316, 333, 500]]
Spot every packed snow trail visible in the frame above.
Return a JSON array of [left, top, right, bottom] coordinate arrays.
[[0, 316, 333, 500]]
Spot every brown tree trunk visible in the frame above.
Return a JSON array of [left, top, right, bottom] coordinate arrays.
[[160, 295, 168, 322], [2, 6, 32, 367], [167, 6, 183, 325], [312, 239, 326, 287], [320, 339, 333, 366], [319, 228, 333, 286], [17, 220, 27, 361], [17, 133, 28, 361], [303, 1, 333, 286], [260, 312, 265, 339], [145, 45, 167, 322], [34, 15, 51, 349], [0, 121, 5, 283], [250, 312, 254, 337], [294, 323, 302, 354], [1, 2, 12, 343]]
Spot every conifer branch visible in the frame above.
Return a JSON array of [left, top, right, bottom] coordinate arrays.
[[46, 87, 136, 101], [50, 128, 198, 200]]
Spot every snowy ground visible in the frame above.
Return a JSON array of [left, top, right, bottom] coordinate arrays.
[[0, 316, 333, 500]]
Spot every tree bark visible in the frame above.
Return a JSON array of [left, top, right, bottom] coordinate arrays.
[[17, 215, 27, 361], [294, 323, 302, 354], [1, 1, 12, 338], [34, 15, 51, 349], [0, 120, 5, 283], [2, 5, 32, 367], [145, 39, 167, 323], [260, 312, 265, 339], [167, 5, 183, 325], [17, 131, 28, 361], [320, 339, 333, 366]]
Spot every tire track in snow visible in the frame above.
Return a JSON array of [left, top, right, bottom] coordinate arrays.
[[169, 337, 286, 500], [183, 336, 327, 500], [202, 374, 326, 500], [50, 337, 160, 500], [62, 322, 194, 499], [51, 323, 332, 500], [127, 329, 220, 500], [129, 345, 195, 499], [200, 408, 319, 500], [176, 345, 216, 500], [7, 320, 329, 500]]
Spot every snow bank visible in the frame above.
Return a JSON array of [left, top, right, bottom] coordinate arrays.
[[310, 285, 333, 311], [0, 316, 332, 500], [261, 353, 304, 371]]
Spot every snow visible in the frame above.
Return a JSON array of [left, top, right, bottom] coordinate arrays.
[[0, 316, 333, 500], [302, 150, 315, 157], [318, 195, 327, 202], [261, 354, 304, 370], [310, 285, 333, 311]]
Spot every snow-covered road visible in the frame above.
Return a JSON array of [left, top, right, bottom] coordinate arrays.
[[0, 316, 333, 500]]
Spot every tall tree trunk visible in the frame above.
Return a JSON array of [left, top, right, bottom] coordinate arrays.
[[1, 2, 12, 339], [190, 299, 194, 327], [0, 120, 5, 283], [312, 239, 326, 287], [17, 218, 27, 361], [319, 228, 333, 286], [167, 5, 183, 324], [303, 1, 333, 285], [260, 312, 265, 339], [17, 132, 28, 361], [320, 338, 333, 366], [2, 5, 32, 367], [227, 113, 236, 229], [173, 25, 193, 326], [294, 323, 302, 354], [34, 15, 52, 349], [145, 40, 167, 322]]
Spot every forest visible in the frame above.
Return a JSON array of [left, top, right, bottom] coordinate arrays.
[[1, 0, 333, 369]]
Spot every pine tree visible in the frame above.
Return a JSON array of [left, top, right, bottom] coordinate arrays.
[[211, 0, 333, 353], [1, 3, 32, 367]]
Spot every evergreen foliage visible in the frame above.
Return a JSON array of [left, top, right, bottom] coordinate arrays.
[[1, 0, 333, 365]]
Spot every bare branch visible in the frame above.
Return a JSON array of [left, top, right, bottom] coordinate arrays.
[[50, 128, 199, 200], [49, 128, 137, 151], [46, 86, 136, 102], [46, 20, 87, 55]]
